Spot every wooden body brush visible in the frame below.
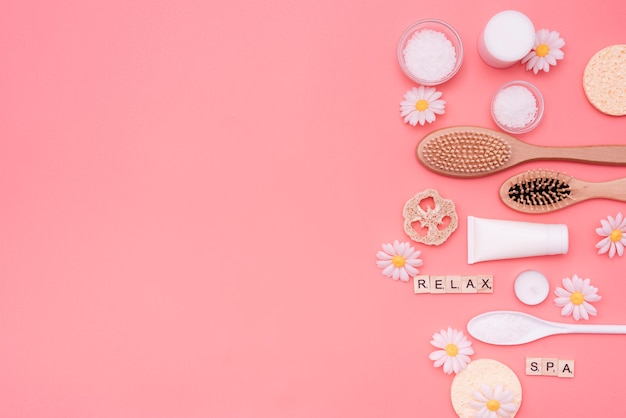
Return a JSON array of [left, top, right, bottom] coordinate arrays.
[[499, 169, 626, 213], [416, 126, 626, 178]]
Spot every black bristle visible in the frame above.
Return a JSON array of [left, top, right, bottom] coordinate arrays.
[[508, 172, 571, 207]]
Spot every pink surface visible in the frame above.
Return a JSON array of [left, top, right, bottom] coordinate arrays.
[[1, 0, 625, 416]]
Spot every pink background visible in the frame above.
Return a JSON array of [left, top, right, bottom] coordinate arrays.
[[1, 0, 625, 416]]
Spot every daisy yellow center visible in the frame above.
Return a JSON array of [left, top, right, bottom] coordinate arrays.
[[486, 399, 501, 412], [535, 43, 550, 57], [570, 291, 584, 305], [391, 255, 406, 267], [445, 343, 458, 356], [415, 99, 429, 111], [610, 228, 623, 242]]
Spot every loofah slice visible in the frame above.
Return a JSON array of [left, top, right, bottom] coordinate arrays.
[[403, 189, 458, 245], [451, 358, 522, 418], [583, 44, 626, 116]]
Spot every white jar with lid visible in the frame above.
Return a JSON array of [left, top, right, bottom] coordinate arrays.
[[478, 10, 535, 68]]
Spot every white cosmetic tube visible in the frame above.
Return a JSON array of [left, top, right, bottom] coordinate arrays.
[[467, 216, 569, 264], [478, 10, 535, 68]]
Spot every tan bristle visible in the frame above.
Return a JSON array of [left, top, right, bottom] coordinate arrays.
[[421, 132, 512, 174], [506, 170, 573, 210]]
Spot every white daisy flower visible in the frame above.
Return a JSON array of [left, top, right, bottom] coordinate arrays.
[[376, 240, 422, 282], [554, 274, 601, 321], [400, 86, 445, 126], [521, 29, 565, 74], [428, 327, 474, 374], [470, 383, 519, 418], [595, 212, 626, 258]]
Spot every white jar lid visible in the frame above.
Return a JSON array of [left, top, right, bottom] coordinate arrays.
[[479, 10, 535, 67]]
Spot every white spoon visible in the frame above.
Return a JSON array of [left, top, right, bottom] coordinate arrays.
[[467, 310, 626, 345]]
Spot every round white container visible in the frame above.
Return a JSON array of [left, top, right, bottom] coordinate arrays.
[[514, 270, 550, 305], [478, 10, 535, 68]]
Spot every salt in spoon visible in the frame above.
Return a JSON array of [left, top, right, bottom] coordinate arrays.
[[467, 310, 626, 345]]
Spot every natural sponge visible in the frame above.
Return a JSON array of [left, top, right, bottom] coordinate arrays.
[[450, 358, 522, 418], [583, 44, 626, 116], [403, 189, 458, 245]]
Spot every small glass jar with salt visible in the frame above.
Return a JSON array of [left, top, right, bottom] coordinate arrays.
[[491, 80, 544, 134], [397, 19, 464, 86]]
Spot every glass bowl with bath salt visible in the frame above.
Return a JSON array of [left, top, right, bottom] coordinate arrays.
[[491, 80, 544, 134], [397, 19, 464, 86]]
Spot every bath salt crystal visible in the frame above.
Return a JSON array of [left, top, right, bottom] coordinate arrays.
[[469, 313, 545, 345], [403, 29, 456, 82], [493, 85, 538, 128]]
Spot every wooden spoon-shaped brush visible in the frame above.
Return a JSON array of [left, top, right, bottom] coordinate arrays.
[[499, 169, 626, 213], [416, 126, 626, 178]]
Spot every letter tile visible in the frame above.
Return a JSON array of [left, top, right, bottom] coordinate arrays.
[[461, 276, 478, 293], [542, 358, 558, 376], [525, 357, 542, 376], [477, 275, 494, 293], [413, 275, 430, 294], [445, 275, 462, 293], [430, 276, 446, 294], [558, 359, 575, 378]]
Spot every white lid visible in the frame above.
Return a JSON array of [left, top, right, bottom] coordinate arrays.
[[546, 224, 569, 255], [482, 10, 535, 63]]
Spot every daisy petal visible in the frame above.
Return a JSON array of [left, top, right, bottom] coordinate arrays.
[[428, 350, 446, 361], [375, 260, 392, 268], [560, 303, 574, 317]]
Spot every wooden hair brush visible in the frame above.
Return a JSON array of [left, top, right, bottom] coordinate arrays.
[[499, 169, 626, 213], [417, 126, 626, 178]]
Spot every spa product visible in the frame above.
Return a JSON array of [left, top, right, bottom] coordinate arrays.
[[583, 44, 626, 116], [491, 81, 543, 134], [514, 270, 549, 305], [500, 169, 626, 213], [404, 30, 456, 82], [416, 126, 626, 178], [403, 189, 457, 245], [478, 10, 535, 68], [467, 216, 568, 264], [451, 359, 522, 418], [467, 310, 626, 345], [397, 19, 463, 85]]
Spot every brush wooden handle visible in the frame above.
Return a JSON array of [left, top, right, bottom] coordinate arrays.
[[526, 144, 626, 165], [581, 177, 626, 200]]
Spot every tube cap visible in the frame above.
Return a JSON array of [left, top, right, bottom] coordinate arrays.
[[546, 224, 569, 255]]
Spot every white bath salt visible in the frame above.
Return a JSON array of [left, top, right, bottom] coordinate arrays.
[[493, 85, 538, 128], [469, 312, 547, 345], [403, 29, 456, 82]]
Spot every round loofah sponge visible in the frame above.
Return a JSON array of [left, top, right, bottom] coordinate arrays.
[[403, 189, 458, 246], [450, 358, 522, 418], [583, 44, 626, 116]]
